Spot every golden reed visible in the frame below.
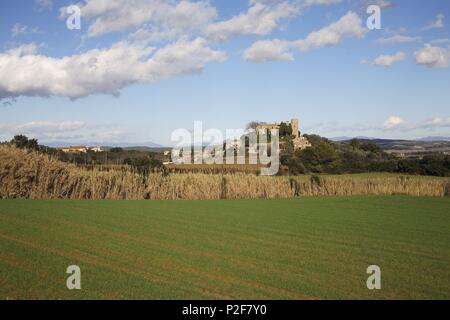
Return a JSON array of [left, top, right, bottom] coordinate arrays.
[[0, 145, 447, 200]]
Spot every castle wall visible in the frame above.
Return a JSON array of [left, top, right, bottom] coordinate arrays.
[[255, 118, 310, 151]]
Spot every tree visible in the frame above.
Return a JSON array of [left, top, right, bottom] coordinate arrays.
[[279, 122, 292, 137], [303, 134, 328, 146], [124, 156, 163, 175], [359, 141, 381, 153], [350, 138, 360, 149], [287, 158, 307, 174], [246, 121, 266, 131], [10, 135, 39, 150]]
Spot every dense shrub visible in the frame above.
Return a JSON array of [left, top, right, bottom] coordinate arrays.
[[285, 136, 449, 177]]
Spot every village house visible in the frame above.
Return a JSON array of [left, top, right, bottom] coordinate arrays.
[[60, 146, 88, 153], [59, 146, 104, 154]]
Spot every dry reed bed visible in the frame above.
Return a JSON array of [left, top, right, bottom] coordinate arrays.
[[147, 174, 447, 200], [164, 164, 263, 174], [0, 145, 147, 200], [0, 145, 448, 200]]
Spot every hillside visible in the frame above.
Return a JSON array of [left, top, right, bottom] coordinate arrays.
[[334, 138, 450, 156]]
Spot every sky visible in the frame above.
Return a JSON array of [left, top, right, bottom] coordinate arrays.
[[0, 0, 449, 146]]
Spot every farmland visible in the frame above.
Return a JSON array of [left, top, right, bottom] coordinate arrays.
[[0, 196, 449, 299]]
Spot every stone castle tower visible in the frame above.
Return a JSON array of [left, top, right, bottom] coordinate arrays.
[[291, 118, 299, 138]]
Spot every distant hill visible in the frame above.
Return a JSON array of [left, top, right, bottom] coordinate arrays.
[[330, 136, 450, 142], [42, 141, 166, 149], [117, 146, 169, 152], [330, 136, 376, 141], [328, 136, 450, 156], [417, 136, 450, 142]]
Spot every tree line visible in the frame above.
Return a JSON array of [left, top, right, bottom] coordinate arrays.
[[282, 135, 449, 177]]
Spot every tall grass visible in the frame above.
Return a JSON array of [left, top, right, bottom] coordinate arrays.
[[0, 145, 447, 200], [164, 163, 263, 174], [144, 174, 447, 200], [0, 145, 147, 200]]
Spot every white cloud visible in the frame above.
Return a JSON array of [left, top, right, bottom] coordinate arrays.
[[250, 0, 287, 4], [292, 11, 366, 51], [61, 0, 344, 43], [0, 38, 226, 100], [11, 23, 28, 37], [423, 117, 450, 128], [383, 116, 404, 129], [11, 23, 42, 37], [414, 44, 450, 68], [377, 0, 393, 9], [127, 0, 215, 43], [61, 0, 217, 39], [358, 0, 393, 14], [0, 121, 131, 143], [244, 11, 365, 62], [365, 0, 393, 10], [372, 52, 405, 67], [6, 43, 40, 56], [430, 38, 450, 45], [424, 14, 444, 30], [244, 39, 293, 62], [377, 34, 421, 45], [16, 121, 86, 133], [36, 0, 53, 11], [129, 27, 178, 43], [304, 0, 342, 5], [251, 0, 341, 4], [306, 116, 450, 137], [205, 1, 299, 41], [0, 121, 85, 140], [426, 117, 443, 125]]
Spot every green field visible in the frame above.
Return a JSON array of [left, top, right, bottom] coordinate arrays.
[[0, 196, 449, 299]]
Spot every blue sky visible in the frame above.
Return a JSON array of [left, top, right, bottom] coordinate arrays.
[[0, 0, 449, 146]]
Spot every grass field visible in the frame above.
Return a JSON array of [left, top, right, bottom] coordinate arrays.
[[0, 196, 449, 300]]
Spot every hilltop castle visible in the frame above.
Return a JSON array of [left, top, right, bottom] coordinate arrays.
[[256, 118, 311, 151]]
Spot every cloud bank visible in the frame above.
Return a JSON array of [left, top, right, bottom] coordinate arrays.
[[244, 11, 366, 62], [0, 120, 129, 143], [0, 38, 226, 100], [414, 44, 450, 68], [205, 1, 299, 41], [377, 35, 421, 45], [372, 52, 405, 67]]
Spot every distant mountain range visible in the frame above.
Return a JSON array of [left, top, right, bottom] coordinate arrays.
[[328, 136, 450, 156], [41, 141, 166, 149], [416, 136, 450, 142], [330, 136, 450, 142], [330, 136, 376, 141]]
